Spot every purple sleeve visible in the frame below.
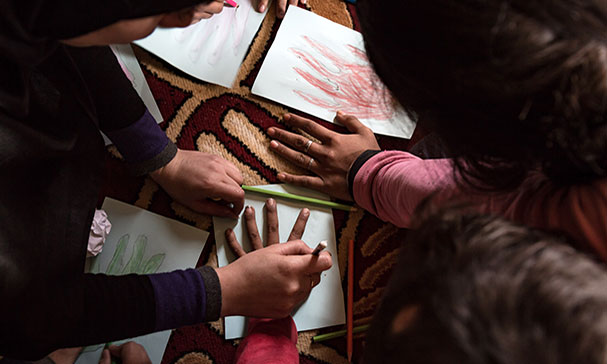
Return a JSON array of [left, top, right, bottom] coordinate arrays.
[[105, 110, 178, 176], [148, 267, 222, 331]]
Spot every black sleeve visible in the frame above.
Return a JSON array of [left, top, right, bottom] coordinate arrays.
[[0, 95, 157, 360], [0, 355, 55, 364], [67, 45, 146, 132], [0, 0, 207, 41], [197, 266, 222, 321], [1, 274, 157, 360], [348, 150, 382, 199]]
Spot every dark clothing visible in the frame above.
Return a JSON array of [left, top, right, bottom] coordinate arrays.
[[0, 1, 219, 359]]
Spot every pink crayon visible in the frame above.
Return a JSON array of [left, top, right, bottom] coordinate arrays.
[[224, 0, 239, 7]]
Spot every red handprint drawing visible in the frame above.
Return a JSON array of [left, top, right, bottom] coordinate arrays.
[[289, 36, 395, 121]]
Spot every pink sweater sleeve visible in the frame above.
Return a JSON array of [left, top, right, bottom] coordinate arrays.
[[353, 151, 607, 260], [352, 151, 457, 227]]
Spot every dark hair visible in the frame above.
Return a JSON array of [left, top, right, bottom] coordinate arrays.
[[364, 208, 607, 363], [358, 0, 607, 190]]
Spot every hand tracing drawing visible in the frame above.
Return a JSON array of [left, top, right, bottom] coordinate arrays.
[[213, 184, 345, 340], [134, 0, 270, 88], [75, 198, 208, 364], [90, 234, 165, 275], [290, 35, 395, 121], [252, 6, 416, 139]]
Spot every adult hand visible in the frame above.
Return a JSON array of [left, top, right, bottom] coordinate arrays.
[[98, 342, 151, 364], [257, 0, 304, 19], [150, 149, 245, 219], [217, 198, 332, 317], [268, 112, 380, 201], [159, 1, 225, 27]]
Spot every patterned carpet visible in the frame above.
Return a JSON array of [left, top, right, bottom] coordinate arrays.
[[101, 1, 414, 362]]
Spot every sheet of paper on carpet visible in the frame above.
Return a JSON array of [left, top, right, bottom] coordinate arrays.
[[252, 6, 415, 139], [102, 44, 164, 145], [214, 184, 346, 340], [75, 198, 209, 364], [134, 0, 271, 88]]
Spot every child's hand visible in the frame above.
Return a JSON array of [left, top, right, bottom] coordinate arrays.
[[217, 199, 332, 318], [257, 0, 305, 19], [150, 149, 245, 219], [268, 112, 380, 201]]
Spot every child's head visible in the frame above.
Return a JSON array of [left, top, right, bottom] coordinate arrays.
[[358, 0, 607, 188], [364, 208, 607, 363]]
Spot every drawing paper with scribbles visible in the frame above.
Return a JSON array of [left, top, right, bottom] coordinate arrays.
[[213, 184, 346, 340], [75, 198, 209, 364], [134, 0, 270, 88], [252, 6, 415, 139]]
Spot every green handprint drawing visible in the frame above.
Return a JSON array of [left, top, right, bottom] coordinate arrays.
[[90, 234, 165, 275]]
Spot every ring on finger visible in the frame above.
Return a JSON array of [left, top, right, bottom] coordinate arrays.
[[307, 157, 314, 170], [303, 139, 313, 153]]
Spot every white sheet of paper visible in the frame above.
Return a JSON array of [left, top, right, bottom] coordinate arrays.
[[102, 44, 164, 145], [252, 6, 415, 139], [134, 1, 270, 88], [76, 198, 209, 364], [214, 184, 345, 340]]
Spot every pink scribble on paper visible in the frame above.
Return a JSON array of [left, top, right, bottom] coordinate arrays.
[[174, 3, 251, 66], [289, 36, 394, 121]]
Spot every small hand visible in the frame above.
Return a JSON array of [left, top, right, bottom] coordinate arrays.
[[257, 0, 304, 19], [268, 112, 380, 201], [217, 198, 332, 318], [160, 1, 225, 27], [98, 342, 151, 364], [150, 149, 245, 218]]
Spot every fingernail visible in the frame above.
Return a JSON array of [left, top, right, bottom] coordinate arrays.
[[301, 0, 307, 3], [302, 208, 310, 217], [336, 111, 344, 117], [277, 173, 286, 180], [259, 4, 266, 12], [284, 113, 291, 120], [270, 140, 279, 148], [267, 198, 275, 206], [225, 228, 233, 234], [268, 127, 275, 136]]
